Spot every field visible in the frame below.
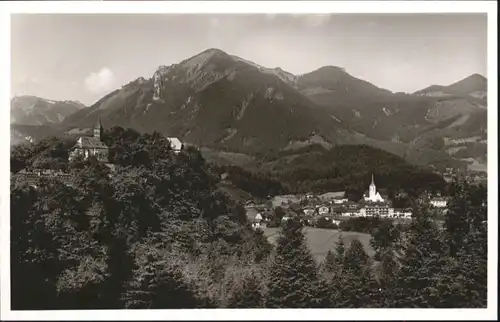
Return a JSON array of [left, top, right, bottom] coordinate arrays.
[[262, 227, 374, 262]]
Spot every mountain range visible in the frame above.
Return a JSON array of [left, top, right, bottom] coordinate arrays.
[[11, 96, 85, 126], [10, 48, 488, 172]]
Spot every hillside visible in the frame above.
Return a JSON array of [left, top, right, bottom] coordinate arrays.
[[59, 49, 349, 154], [212, 144, 446, 200], [10, 124, 61, 146], [299, 72, 488, 171]]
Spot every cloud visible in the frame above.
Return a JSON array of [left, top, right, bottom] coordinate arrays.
[[84, 67, 116, 94]]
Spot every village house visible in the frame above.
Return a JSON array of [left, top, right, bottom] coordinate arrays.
[[319, 191, 348, 204], [303, 206, 316, 217], [167, 137, 183, 154], [430, 197, 448, 208], [317, 205, 330, 215], [252, 212, 264, 229], [246, 207, 265, 229], [302, 192, 316, 201], [330, 204, 345, 216], [245, 200, 256, 208], [393, 209, 413, 219], [332, 198, 349, 205], [251, 220, 261, 229]]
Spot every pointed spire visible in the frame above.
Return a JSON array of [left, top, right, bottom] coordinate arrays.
[[94, 117, 103, 139], [95, 117, 103, 129], [371, 173, 374, 185]]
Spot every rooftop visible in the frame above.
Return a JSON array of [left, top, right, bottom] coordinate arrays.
[[167, 137, 183, 151], [75, 137, 109, 149], [319, 191, 346, 199]]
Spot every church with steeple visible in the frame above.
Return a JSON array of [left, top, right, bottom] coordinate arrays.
[[68, 117, 109, 163], [362, 174, 385, 203]]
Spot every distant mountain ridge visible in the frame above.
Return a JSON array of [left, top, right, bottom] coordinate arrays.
[[11, 95, 86, 126], [10, 48, 487, 172], [414, 73, 487, 99], [10, 96, 86, 146]]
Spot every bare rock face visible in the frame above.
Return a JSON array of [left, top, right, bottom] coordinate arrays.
[[263, 86, 284, 103], [152, 69, 163, 101]]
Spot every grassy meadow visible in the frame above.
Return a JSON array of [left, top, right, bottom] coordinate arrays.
[[262, 227, 374, 262]]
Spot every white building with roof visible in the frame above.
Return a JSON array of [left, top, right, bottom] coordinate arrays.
[[167, 137, 183, 153], [430, 197, 448, 208], [318, 205, 330, 215]]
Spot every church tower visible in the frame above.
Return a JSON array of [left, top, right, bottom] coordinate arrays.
[[369, 173, 376, 199], [94, 117, 103, 140]]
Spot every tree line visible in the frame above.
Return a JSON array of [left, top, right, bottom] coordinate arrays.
[[10, 128, 486, 309]]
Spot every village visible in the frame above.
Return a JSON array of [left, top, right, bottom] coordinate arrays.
[[244, 174, 449, 229]]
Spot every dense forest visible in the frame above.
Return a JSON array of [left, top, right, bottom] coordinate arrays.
[[217, 143, 447, 200], [10, 128, 487, 309]]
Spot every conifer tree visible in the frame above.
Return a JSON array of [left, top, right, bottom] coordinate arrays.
[[339, 239, 380, 308], [265, 219, 325, 308], [226, 270, 264, 308], [393, 206, 449, 308], [438, 181, 487, 307], [370, 220, 401, 261], [322, 234, 346, 279], [124, 245, 202, 309], [378, 247, 399, 307], [321, 234, 347, 307]]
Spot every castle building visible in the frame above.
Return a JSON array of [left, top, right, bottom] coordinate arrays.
[[363, 174, 385, 203], [68, 118, 109, 163]]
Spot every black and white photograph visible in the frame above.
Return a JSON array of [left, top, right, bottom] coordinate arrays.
[[0, 1, 497, 320]]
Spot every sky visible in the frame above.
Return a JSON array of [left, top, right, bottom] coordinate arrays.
[[11, 13, 487, 106]]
